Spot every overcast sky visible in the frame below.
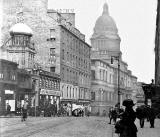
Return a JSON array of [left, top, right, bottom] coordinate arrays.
[[48, 0, 157, 83]]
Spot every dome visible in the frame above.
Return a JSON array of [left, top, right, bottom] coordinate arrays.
[[92, 3, 119, 39], [9, 23, 33, 36]]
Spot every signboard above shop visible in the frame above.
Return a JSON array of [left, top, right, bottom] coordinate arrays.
[[40, 89, 60, 96], [5, 90, 14, 94]]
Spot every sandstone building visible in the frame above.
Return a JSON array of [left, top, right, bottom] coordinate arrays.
[[1, 0, 91, 112]]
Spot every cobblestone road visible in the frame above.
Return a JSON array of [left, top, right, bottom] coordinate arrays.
[[0, 116, 160, 137]]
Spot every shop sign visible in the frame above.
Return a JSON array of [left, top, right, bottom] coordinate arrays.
[[78, 100, 90, 103], [5, 90, 14, 94], [40, 89, 60, 96], [136, 95, 144, 98]]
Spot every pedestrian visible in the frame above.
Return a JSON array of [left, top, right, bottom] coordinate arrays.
[[108, 107, 117, 124], [147, 106, 156, 128], [6, 103, 11, 116], [115, 99, 138, 137], [108, 107, 113, 124], [21, 100, 28, 122]]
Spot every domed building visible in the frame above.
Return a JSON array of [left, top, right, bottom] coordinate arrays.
[[90, 3, 137, 116], [91, 3, 121, 58]]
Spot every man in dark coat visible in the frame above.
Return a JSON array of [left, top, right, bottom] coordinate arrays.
[[115, 99, 138, 137], [136, 105, 146, 128], [147, 106, 156, 128], [108, 107, 117, 124]]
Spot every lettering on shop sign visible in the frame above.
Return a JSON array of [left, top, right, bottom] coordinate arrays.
[[40, 89, 60, 96], [55, 9, 74, 13]]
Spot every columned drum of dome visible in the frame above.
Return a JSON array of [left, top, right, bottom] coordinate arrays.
[[91, 3, 120, 54]]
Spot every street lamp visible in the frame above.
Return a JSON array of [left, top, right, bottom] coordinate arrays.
[[111, 55, 120, 108]]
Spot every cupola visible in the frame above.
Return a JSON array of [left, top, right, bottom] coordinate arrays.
[[9, 23, 33, 36]]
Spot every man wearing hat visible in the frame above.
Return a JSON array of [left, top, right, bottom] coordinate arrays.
[[115, 99, 138, 137]]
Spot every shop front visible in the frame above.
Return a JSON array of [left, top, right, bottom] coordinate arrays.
[[39, 89, 60, 112], [0, 84, 17, 115], [0, 59, 18, 115], [38, 70, 61, 116], [16, 69, 34, 115], [60, 99, 78, 116]]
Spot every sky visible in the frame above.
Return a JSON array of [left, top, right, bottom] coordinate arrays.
[[48, 0, 157, 83]]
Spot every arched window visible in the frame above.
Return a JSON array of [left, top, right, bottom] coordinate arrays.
[[103, 70, 105, 81], [75, 88, 77, 99], [62, 49, 65, 60], [73, 88, 74, 98], [67, 87, 68, 98], [70, 87, 72, 98]]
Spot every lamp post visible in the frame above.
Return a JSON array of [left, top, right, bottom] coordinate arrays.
[[32, 67, 41, 117], [32, 78, 37, 117], [111, 55, 120, 108]]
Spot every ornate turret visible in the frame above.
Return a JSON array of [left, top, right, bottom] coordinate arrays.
[[6, 23, 35, 69]]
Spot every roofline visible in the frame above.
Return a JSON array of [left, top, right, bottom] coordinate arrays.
[[91, 58, 137, 78], [59, 24, 91, 48], [0, 59, 18, 66]]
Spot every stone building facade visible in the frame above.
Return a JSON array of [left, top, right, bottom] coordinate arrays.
[[90, 3, 138, 115], [0, 59, 18, 115], [1, 0, 91, 110], [0, 59, 34, 115], [38, 70, 61, 111], [57, 24, 91, 106]]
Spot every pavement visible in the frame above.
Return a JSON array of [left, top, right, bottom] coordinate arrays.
[[0, 116, 160, 137]]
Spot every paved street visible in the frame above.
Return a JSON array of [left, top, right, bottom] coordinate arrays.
[[0, 116, 160, 137]]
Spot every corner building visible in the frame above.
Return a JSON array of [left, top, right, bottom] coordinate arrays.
[[90, 3, 138, 116], [1, 0, 91, 110]]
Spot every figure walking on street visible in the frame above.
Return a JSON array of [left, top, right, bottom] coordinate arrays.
[[6, 103, 11, 116], [21, 100, 28, 122], [108, 107, 117, 124], [148, 106, 156, 128], [115, 99, 138, 137]]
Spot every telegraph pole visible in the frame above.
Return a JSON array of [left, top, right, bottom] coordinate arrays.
[[155, 0, 160, 85], [111, 54, 120, 108], [117, 57, 120, 107]]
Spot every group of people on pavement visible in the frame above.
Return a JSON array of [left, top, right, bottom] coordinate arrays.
[[108, 99, 156, 137], [108, 105, 124, 125]]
